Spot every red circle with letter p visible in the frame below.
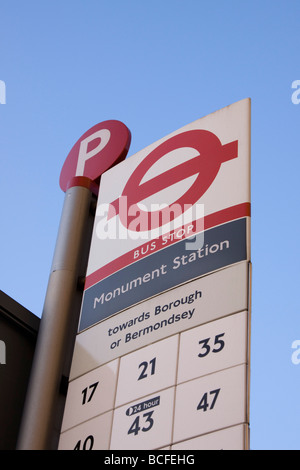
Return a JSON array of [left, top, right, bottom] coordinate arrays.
[[60, 120, 131, 193]]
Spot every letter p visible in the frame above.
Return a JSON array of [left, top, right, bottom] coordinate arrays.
[[76, 129, 111, 176]]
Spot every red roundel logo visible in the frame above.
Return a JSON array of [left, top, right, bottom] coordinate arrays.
[[60, 120, 131, 192], [108, 130, 238, 231]]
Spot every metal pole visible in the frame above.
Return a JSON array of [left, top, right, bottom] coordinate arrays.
[[17, 180, 96, 450]]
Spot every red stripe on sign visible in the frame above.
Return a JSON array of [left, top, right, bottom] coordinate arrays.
[[84, 202, 250, 290]]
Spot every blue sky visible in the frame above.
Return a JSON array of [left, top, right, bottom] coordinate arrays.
[[1, 0, 299, 450]]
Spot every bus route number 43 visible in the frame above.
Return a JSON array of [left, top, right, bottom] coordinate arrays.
[[128, 410, 154, 436]]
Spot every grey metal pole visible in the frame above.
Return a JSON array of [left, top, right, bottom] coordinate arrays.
[[17, 180, 96, 450]]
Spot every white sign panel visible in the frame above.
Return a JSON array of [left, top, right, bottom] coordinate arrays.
[[60, 359, 119, 433], [59, 101, 251, 451], [87, 99, 250, 275], [59, 411, 113, 450], [177, 310, 248, 383], [115, 335, 179, 408], [70, 261, 249, 380], [110, 388, 175, 450], [79, 99, 251, 330], [171, 424, 249, 450], [173, 364, 248, 444]]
